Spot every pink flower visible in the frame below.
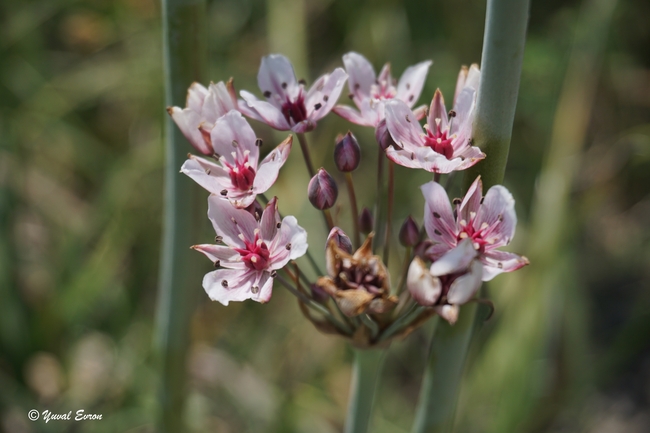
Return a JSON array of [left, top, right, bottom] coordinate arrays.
[[192, 196, 308, 305], [407, 239, 484, 324], [167, 80, 238, 155], [384, 65, 485, 173], [180, 111, 292, 208], [333, 52, 431, 128], [238, 54, 348, 133], [421, 177, 529, 281]]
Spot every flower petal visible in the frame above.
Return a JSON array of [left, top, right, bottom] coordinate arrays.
[[202, 81, 237, 122], [385, 99, 426, 149], [427, 89, 448, 134], [332, 105, 375, 127], [202, 268, 256, 306], [210, 111, 259, 166], [305, 68, 348, 122], [168, 107, 213, 155], [253, 135, 292, 194], [407, 257, 442, 306], [480, 250, 529, 281], [255, 272, 274, 303], [191, 244, 244, 269], [396, 60, 432, 107], [343, 52, 376, 98], [187, 82, 208, 112], [476, 185, 517, 247], [259, 196, 280, 242], [207, 195, 258, 248], [429, 238, 478, 277], [447, 259, 483, 304], [180, 155, 231, 194], [459, 176, 483, 223], [258, 54, 298, 100], [434, 304, 459, 325], [238, 92, 291, 131], [268, 215, 308, 268], [421, 181, 457, 245]]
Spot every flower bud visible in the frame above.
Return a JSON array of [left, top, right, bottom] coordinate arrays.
[[375, 119, 396, 151], [359, 207, 373, 234], [326, 227, 353, 254], [334, 131, 361, 172], [399, 215, 420, 247], [308, 168, 338, 210]]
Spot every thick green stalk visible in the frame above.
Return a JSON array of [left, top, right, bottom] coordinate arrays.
[[413, 0, 530, 432], [462, 0, 530, 191], [154, 0, 205, 431], [344, 349, 386, 433], [412, 306, 476, 433]]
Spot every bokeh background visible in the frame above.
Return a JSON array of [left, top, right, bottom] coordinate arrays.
[[1, 0, 650, 431]]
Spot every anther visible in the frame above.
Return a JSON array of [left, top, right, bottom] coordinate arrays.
[[409, 95, 414, 102], [323, 95, 329, 102], [480, 197, 485, 204], [255, 138, 263, 147], [232, 140, 238, 147], [348, 93, 354, 99], [220, 189, 228, 196], [410, 152, 415, 160], [285, 243, 291, 250], [270, 270, 277, 278], [314, 103, 322, 110], [434, 229, 442, 236], [448, 110, 457, 117], [405, 115, 411, 123], [497, 262, 503, 269], [354, 83, 360, 90], [221, 280, 228, 287], [276, 222, 281, 228], [214, 260, 220, 268], [215, 235, 223, 242], [433, 212, 441, 218], [281, 82, 288, 89], [251, 286, 260, 294], [406, 83, 411, 90], [298, 78, 307, 85], [205, 169, 211, 175], [453, 198, 462, 205], [263, 91, 272, 98]]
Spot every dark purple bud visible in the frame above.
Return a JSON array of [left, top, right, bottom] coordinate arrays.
[[414, 239, 434, 260], [334, 131, 361, 172], [375, 119, 396, 151], [399, 215, 420, 247], [327, 227, 353, 254], [308, 168, 338, 210], [359, 207, 373, 234], [311, 284, 330, 304]]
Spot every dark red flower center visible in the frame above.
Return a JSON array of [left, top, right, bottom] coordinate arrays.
[[455, 214, 501, 254], [223, 154, 256, 191], [370, 80, 397, 100], [234, 232, 270, 271], [424, 129, 454, 159], [281, 92, 308, 125]]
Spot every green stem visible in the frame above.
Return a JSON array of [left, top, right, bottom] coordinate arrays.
[[344, 349, 386, 433], [373, 147, 385, 255], [413, 0, 530, 431], [462, 0, 530, 191], [297, 132, 316, 178], [383, 160, 395, 266], [345, 172, 361, 249], [154, 0, 205, 431], [412, 304, 477, 433]]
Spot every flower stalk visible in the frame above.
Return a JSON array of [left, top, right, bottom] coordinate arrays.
[[345, 173, 361, 248], [297, 132, 316, 178], [412, 0, 530, 431], [154, 0, 206, 430], [344, 349, 386, 433]]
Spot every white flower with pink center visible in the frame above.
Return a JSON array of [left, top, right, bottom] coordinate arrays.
[[180, 110, 292, 208], [421, 176, 529, 281], [384, 65, 485, 173], [238, 54, 348, 133], [167, 80, 238, 155], [333, 52, 432, 128], [192, 196, 308, 305]]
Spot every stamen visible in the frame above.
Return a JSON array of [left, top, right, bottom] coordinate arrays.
[[238, 233, 245, 240], [220, 190, 228, 196], [497, 262, 503, 269], [255, 138, 263, 147], [251, 286, 260, 294], [434, 229, 442, 235], [205, 169, 211, 175], [276, 222, 281, 228], [459, 232, 469, 239], [232, 140, 238, 147], [448, 110, 456, 117], [270, 270, 277, 278], [263, 91, 272, 98], [433, 212, 441, 218], [405, 115, 411, 123], [323, 95, 329, 101], [214, 260, 220, 268], [215, 236, 223, 242], [281, 82, 287, 89], [285, 243, 291, 250], [470, 211, 477, 220], [221, 280, 228, 287], [298, 78, 306, 85], [459, 219, 468, 227], [314, 103, 322, 110]]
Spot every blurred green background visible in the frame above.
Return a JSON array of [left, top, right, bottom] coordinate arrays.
[[1, 0, 650, 431]]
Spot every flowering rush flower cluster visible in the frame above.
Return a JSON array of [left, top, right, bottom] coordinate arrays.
[[168, 52, 528, 346]]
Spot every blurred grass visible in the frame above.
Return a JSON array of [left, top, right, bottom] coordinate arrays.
[[1, 0, 650, 432]]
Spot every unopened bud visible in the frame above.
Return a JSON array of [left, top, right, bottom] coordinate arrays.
[[359, 207, 373, 234], [334, 131, 361, 172], [327, 227, 353, 254], [399, 216, 420, 247], [375, 119, 396, 151], [308, 168, 338, 210]]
